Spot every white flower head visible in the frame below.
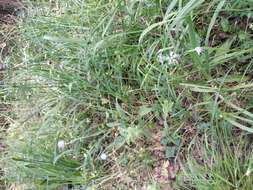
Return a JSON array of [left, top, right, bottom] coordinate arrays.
[[158, 52, 164, 64], [57, 140, 65, 150], [168, 51, 179, 64], [194, 47, 204, 55], [86, 118, 91, 123], [246, 169, 251, 176], [100, 153, 107, 160], [157, 51, 179, 65]]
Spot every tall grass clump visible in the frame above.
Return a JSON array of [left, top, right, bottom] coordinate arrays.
[[1, 0, 253, 189]]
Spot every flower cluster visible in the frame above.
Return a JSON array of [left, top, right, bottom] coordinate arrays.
[[157, 47, 204, 65], [158, 51, 179, 65]]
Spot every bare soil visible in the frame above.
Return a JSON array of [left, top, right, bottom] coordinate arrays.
[[0, 0, 22, 14], [0, 0, 22, 23], [0, 0, 22, 59], [0, 5, 22, 189]]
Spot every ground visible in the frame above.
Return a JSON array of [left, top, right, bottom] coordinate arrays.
[[0, 1, 22, 189]]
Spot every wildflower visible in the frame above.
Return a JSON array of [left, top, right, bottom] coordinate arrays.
[[246, 169, 251, 176], [0, 42, 6, 49], [157, 51, 179, 65], [57, 140, 65, 150], [100, 153, 107, 160], [158, 52, 164, 64], [194, 47, 204, 55], [250, 23, 253, 30], [168, 51, 179, 65], [86, 118, 91, 123]]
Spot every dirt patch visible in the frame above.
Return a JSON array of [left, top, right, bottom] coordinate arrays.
[[0, 0, 22, 14], [0, 0, 22, 61], [0, 1, 22, 189], [0, 0, 22, 23]]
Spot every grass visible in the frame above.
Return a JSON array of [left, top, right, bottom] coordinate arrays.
[[1, 0, 253, 189]]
